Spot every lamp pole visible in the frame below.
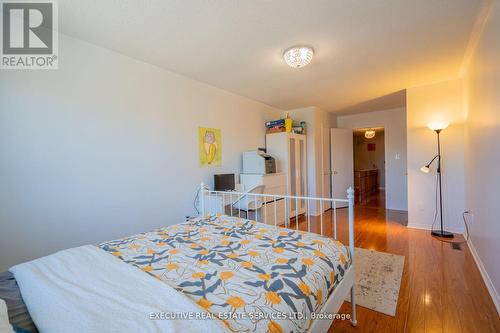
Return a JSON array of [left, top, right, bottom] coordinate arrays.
[[432, 129, 454, 238]]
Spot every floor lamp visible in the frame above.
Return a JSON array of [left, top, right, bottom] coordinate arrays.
[[420, 122, 454, 238]]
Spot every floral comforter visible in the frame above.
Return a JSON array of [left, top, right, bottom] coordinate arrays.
[[99, 215, 351, 333]]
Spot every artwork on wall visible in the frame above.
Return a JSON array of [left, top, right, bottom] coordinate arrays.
[[199, 127, 222, 166]]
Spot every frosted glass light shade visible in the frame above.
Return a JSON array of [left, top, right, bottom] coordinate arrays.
[[283, 46, 314, 68]]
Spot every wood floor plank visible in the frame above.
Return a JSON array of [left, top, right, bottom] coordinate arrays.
[[289, 193, 500, 333]]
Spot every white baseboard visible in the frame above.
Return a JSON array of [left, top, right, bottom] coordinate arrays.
[[406, 223, 464, 234], [467, 238, 500, 315]]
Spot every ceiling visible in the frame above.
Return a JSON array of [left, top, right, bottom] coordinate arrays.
[[58, 0, 483, 112], [335, 90, 407, 115]]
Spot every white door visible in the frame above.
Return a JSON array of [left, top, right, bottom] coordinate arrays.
[[288, 134, 307, 217], [297, 136, 307, 213], [321, 126, 332, 210], [331, 128, 354, 207]]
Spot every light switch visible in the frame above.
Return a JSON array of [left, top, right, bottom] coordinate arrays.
[[395, 153, 401, 160]]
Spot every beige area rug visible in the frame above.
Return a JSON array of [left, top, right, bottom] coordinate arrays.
[[345, 247, 405, 316]]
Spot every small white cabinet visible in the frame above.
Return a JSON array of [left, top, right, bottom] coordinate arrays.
[[266, 133, 307, 218]]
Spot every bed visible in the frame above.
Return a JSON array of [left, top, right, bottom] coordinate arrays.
[[5, 186, 357, 333]]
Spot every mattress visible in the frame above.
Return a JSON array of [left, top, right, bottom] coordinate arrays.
[[100, 214, 352, 333]]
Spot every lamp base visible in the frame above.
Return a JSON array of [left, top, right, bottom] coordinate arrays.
[[431, 230, 454, 238]]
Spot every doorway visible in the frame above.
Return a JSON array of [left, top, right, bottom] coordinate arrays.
[[353, 128, 385, 209]]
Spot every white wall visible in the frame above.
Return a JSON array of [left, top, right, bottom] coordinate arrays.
[[337, 108, 408, 211], [464, 0, 500, 311], [406, 79, 465, 233], [0, 34, 282, 270]]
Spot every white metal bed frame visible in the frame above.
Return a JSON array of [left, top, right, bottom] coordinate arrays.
[[199, 183, 357, 332]]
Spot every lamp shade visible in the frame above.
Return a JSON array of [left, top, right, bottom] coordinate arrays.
[[427, 121, 449, 131], [420, 166, 430, 173]]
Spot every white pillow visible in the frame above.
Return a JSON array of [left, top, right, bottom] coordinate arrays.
[[0, 299, 14, 333]]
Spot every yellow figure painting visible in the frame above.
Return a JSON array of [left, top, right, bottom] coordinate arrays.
[[199, 127, 221, 166]]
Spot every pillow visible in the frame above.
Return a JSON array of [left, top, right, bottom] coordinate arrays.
[[0, 298, 15, 333]]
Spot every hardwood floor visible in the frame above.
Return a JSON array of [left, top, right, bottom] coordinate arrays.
[[287, 198, 500, 333], [356, 189, 386, 210]]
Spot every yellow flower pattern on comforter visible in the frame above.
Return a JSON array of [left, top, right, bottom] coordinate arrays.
[[99, 215, 351, 333]]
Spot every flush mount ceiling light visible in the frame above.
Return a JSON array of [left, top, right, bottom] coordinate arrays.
[[283, 46, 314, 68], [364, 129, 376, 139]]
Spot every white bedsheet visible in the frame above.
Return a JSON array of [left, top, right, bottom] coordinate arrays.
[[9, 245, 228, 333]]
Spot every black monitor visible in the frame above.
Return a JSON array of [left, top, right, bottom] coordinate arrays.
[[214, 174, 235, 191]]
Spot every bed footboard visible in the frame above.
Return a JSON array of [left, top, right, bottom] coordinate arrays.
[[199, 183, 357, 329]]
